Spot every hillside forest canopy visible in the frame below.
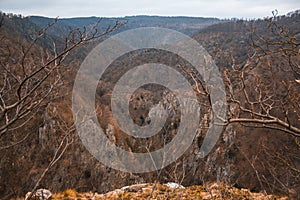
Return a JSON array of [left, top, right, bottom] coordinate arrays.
[[0, 10, 299, 199]]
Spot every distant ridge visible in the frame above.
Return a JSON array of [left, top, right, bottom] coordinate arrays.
[[29, 15, 223, 36]]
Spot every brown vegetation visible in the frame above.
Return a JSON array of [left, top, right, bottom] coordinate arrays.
[[0, 11, 299, 199]]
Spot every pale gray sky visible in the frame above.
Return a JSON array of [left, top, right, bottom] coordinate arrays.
[[1, 0, 299, 19]]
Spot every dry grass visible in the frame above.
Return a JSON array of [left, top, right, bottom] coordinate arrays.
[[49, 182, 288, 200]]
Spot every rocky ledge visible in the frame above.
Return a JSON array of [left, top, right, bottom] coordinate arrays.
[[29, 182, 291, 200]]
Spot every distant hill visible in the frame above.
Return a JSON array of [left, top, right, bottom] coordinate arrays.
[[29, 15, 222, 37]]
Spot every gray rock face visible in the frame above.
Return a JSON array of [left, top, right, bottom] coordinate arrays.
[[25, 189, 52, 200]]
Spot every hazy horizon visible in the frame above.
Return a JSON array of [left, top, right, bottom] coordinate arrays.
[[1, 0, 299, 19]]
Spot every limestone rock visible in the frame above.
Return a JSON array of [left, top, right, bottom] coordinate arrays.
[[25, 189, 52, 200]]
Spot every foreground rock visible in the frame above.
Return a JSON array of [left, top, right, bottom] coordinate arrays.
[[25, 189, 52, 200], [51, 182, 289, 200]]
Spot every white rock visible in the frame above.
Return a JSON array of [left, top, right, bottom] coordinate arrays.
[[25, 189, 52, 200], [120, 185, 130, 190], [164, 182, 184, 189]]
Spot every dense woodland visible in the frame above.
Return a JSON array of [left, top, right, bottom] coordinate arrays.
[[0, 11, 299, 199]]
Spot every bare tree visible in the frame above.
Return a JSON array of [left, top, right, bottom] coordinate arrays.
[[181, 12, 299, 195], [0, 14, 123, 143], [0, 14, 124, 198], [221, 14, 300, 137]]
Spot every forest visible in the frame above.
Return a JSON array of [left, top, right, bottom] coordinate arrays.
[[0, 10, 299, 199]]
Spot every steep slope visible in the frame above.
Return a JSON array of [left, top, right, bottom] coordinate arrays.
[[193, 13, 300, 195], [0, 12, 299, 199]]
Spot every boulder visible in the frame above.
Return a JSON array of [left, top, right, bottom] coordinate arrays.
[[25, 189, 52, 200]]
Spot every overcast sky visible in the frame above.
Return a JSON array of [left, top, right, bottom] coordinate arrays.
[[1, 0, 299, 19]]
